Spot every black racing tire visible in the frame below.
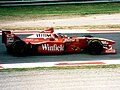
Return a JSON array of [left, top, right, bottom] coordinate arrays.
[[87, 40, 103, 55], [11, 40, 27, 56], [6, 46, 13, 54]]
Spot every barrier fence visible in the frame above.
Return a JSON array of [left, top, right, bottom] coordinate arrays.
[[0, 0, 120, 6]]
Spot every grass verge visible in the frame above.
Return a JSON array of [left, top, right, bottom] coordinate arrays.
[[0, 64, 120, 72], [0, 3, 120, 21]]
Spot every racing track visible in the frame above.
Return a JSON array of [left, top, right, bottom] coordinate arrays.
[[0, 33, 120, 64]]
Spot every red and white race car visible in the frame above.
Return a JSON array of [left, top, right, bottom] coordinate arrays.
[[2, 28, 116, 56]]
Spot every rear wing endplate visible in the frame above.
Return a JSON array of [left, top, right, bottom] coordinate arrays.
[[2, 31, 11, 43]]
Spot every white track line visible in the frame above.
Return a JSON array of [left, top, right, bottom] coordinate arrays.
[[0, 60, 120, 69], [0, 29, 120, 35]]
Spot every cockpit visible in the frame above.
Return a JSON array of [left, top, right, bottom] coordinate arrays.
[[54, 33, 68, 38]]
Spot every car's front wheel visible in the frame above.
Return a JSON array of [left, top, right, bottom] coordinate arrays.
[[87, 40, 103, 55]]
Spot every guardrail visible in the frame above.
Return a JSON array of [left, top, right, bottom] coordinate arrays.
[[0, 0, 120, 6]]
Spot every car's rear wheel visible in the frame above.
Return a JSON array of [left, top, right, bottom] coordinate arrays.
[[6, 46, 12, 54], [87, 40, 103, 55], [11, 40, 27, 56]]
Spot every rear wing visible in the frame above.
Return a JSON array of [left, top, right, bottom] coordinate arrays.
[[2, 31, 11, 43], [2, 31, 21, 46]]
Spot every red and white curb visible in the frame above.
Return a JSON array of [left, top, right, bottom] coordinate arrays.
[[0, 60, 120, 69], [0, 29, 120, 35]]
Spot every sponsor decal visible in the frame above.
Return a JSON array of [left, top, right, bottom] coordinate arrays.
[[36, 34, 52, 38], [72, 46, 80, 51], [27, 33, 53, 38], [101, 41, 109, 44], [7, 38, 14, 44], [6, 34, 15, 44], [42, 44, 64, 51], [105, 49, 116, 53]]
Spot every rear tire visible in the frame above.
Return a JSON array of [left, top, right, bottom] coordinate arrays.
[[11, 40, 27, 56], [6, 46, 12, 54], [87, 40, 103, 55]]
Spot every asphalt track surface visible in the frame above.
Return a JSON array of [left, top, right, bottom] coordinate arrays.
[[0, 33, 120, 90], [0, 33, 120, 64]]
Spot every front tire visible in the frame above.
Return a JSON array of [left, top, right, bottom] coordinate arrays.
[[87, 40, 103, 55]]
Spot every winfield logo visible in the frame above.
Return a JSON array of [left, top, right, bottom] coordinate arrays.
[[42, 44, 64, 51]]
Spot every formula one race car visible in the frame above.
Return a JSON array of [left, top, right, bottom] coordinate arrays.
[[2, 28, 116, 56]]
